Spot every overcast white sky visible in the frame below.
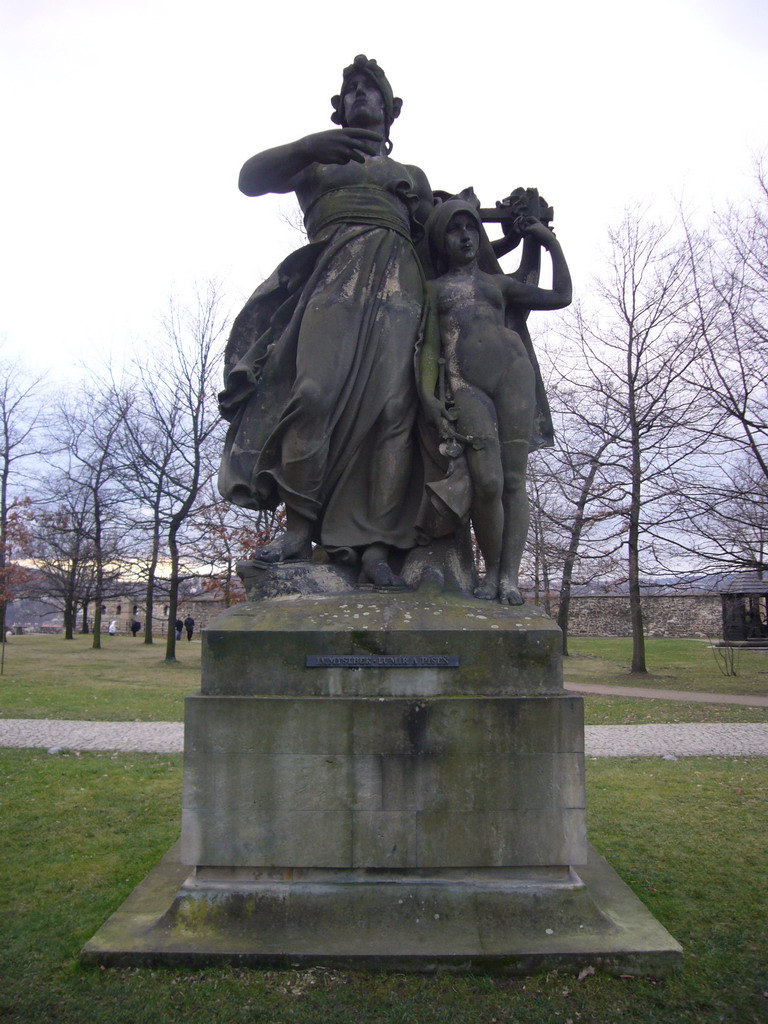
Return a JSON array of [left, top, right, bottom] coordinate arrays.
[[1, 0, 766, 381]]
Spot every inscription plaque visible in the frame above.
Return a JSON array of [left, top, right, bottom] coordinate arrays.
[[305, 654, 459, 668]]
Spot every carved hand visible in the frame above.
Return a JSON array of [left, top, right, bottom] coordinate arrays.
[[516, 216, 556, 247], [301, 128, 383, 165], [424, 396, 457, 439]]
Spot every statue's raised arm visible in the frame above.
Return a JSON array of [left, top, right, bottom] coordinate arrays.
[[218, 55, 433, 588], [238, 128, 384, 196]]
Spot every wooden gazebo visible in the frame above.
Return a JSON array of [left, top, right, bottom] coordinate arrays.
[[720, 576, 768, 643]]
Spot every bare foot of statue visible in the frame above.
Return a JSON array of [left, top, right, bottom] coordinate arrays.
[[363, 559, 406, 587], [499, 577, 524, 605], [253, 531, 312, 564], [474, 576, 499, 601], [361, 545, 405, 588]]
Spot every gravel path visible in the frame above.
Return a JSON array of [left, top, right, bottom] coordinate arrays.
[[0, 720, 185, 754], [0, 718, 767, 758], [585, 722, 768, 757]]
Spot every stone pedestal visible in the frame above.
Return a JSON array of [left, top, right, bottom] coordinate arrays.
[[184, 583, 584, 871], [182, 693, 586, 869], [82, 570, 682, 974]]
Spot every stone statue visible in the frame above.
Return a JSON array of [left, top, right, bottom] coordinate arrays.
[[83, 58, 679, 979], [218, 56, 570, 601], [418, 199, 572, 604], [218, 55, 434, 587]]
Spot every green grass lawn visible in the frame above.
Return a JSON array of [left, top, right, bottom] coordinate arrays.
[[0, 634, 198, 721], [1, 749, 765, 1023], [566, 637, 768, 696], [582, 695, 768, 725]]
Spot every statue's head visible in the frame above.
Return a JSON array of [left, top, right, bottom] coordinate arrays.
[[331, 55, 403, 138], [427, 199, 483, 271]]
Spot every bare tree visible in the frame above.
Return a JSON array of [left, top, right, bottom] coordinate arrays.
[[520, 358, 626, 653], [560, 209, 708, 671], [0, 497, 34, 671], [710, 163, 768, 479], [52, 376, 133, 648], [670, 456, 768, 576], [186, 476, 285, 607], [669, 164, 768, 576], [546, 383, 626, 654], [28, 491, 99, 639], [113, 386, 178, 644], [126, 283, 226, 663], [522, 458, 556, 613], [0, 346, 48, 643]]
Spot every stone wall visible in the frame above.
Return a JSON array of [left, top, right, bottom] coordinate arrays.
[[96, 595, 224, 635], [557, 594, 722, 638]]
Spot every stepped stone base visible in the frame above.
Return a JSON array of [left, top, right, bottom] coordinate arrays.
[[81, 842, 682, 974], [82, 574, 681, 975]]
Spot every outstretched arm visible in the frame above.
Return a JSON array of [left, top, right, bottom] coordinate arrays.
[[502, 219, 572, 311], [238, 129, 383, 196]]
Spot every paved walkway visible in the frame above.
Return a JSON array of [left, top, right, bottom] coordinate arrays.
[[564, 681, 768, 707], [1, 717, 767, 758]]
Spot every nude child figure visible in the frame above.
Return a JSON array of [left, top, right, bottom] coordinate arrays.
[[419, 200, 572, 604]]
